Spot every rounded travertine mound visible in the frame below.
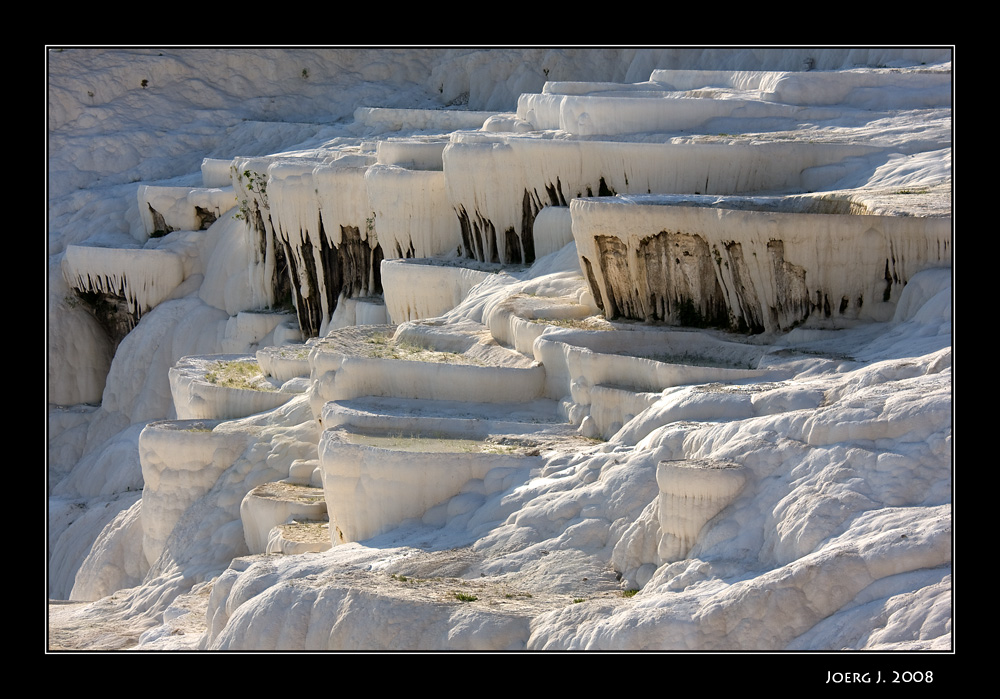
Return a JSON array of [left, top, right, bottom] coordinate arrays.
[[68, 495, 145, 602], [138, 420, 250, 567], [656, 459, 748, 562], [286, 458, 322, 487], [221, 311, 296, 353]]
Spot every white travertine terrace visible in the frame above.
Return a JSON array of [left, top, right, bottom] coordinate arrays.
[[319, 426, 540, 543], [62, 244, 186, 319], [523, 68, 952, 133], [534, 327, 768, 436], [48, 49, 952, 653], [138, 420, 250, 567], [366, 164, 461, 259], [381, 259, 495, 323], [572, 196, 951, 332], [255, 345, 312, 383], [168, 355, 298, 420], [240, 481, 328, 555], [656, 459, 749, 562], [649, 68, 951, 107], [353, 106, 497, 132], [443, 137, 886, 266], [315, 353, 545, 405], [375, 137, 448, 170], [201, 158, 237, 188], [138, 184, 234, 236]]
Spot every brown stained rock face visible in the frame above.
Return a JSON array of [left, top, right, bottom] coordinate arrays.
[[589, 230, 812, 333], [766, 239, 810, 329], [282, 222, 383, 339], [595, 231, 729, 328]]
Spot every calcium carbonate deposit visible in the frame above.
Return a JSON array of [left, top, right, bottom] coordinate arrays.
[[47, 47, 952, 658]]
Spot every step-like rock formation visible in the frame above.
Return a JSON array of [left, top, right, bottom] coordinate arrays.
[[48, 49, 952, 653], [572, 195, 950, 332]]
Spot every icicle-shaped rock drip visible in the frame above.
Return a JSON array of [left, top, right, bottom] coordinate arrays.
[[230, 157, 291, 314], [138, 184, 234, 237], [444, 135, 888, 271], [572, 196, 952, 333], [444, 138, 566, 267], [267, 157, 383, 338], [62, 245, 185, 331], [366, 163, 461, 260], [656, 458, 747, 562]]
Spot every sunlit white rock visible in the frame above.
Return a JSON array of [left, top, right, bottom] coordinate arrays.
[[63, 245, 185, 318], [382, 259, 495, 323], [168, 355, 298, 420], [138, 420, 249, 567], [656, 458, 748, 561], [240, 481, 327, 554], [571, 196, 951, 332], [138, 185, 234, 237], [47, 49, 953, 654]]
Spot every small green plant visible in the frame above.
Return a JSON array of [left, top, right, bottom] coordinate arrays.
[[361, 335, 482, 365], [301, 68, 309, 79], [274, 345, 311, 360], [479, 443, 518, 455], [529, 317, 612, 331], [204, 360, 274, 391], [573, 598, 585, 604], [712, 245, 723, 267], [453, 592, 478, 602], [621, 589, 639, 598], [232, 167, 268, 222]]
